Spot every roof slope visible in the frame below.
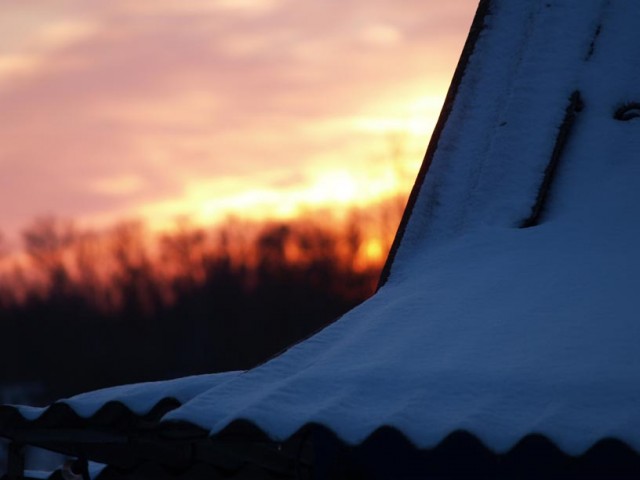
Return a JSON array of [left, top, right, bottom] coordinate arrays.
[[159, 0, 640, 455]]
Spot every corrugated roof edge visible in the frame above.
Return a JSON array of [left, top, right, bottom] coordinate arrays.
[[152, 419, 640, 478], [377, 0, 492, 289], [0, 397, 180, 432], [0, 371, 242, 441], [168, 417, 640, 457]]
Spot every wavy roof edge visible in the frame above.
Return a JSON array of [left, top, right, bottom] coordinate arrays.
[[0, 371, 241, 432], [133, 421, 640, 478], [159, 416, 640, 459]]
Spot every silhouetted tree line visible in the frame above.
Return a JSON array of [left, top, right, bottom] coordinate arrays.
[[0, 201, 402, 405]]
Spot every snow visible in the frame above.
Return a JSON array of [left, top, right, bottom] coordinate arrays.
[[15, 371, 240, 421], [159, 0, 640, 455]]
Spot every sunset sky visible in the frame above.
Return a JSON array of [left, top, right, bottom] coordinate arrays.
[[0, 1, 478, 247]]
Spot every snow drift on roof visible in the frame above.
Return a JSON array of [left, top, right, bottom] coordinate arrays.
[[161, 0, 640, 455]]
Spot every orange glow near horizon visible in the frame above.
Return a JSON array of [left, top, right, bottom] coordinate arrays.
[[0, 1, 478, 249]]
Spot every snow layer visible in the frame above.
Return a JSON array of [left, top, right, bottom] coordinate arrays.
[[162, 0, 640, 455], [16, 371, 240, 421]]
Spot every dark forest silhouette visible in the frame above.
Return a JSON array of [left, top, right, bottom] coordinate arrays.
[[0, 198, 403, 405]]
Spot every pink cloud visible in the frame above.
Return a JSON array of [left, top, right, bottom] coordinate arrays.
[[0, 0, 476, 240]]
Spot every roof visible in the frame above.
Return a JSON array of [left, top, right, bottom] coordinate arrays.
[[159, 0, 640, 455], [3, 0, 640, 475]]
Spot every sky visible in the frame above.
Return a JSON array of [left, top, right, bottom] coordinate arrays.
[[0, 0, 478, 246]]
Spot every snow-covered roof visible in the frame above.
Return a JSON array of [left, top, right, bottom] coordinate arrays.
[[156, 0, 640, 455], [2, 0, 639, 471]]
